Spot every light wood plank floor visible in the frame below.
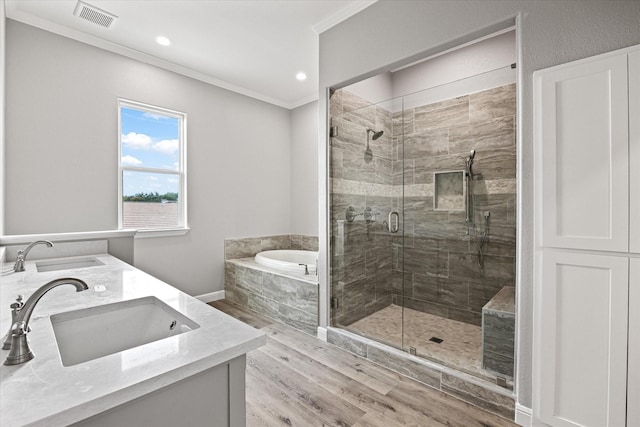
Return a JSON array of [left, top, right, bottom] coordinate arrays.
[[209, 300, 518, 427]]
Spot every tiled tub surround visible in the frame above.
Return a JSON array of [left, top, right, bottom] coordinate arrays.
[[225, 258, 318, 335], [327, 327, 515, 420], [224, 234, 318, 260], [330, 84, 516, 328]]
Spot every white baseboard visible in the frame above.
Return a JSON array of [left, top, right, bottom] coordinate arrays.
[[195, 290, 225, 303], [515, 403, 532, 427], [317, 326, 328, 342]]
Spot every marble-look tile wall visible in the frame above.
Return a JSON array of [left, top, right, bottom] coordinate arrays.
[[225, 259, 318, 335], [224, 234, 318, 260], [330, 83, 516, 327]]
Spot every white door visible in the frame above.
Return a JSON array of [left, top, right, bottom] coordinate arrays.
[[536, 54, 629, 252], [629, 50, 640, 254], [628, 258, 640, 427], [535, 251, 629, 427]]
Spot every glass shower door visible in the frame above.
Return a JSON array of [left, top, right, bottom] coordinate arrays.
[[328, 88, 405, 351], [399, 70, 517, 382]]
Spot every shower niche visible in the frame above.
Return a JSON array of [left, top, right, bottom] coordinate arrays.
[[433, 170, 465, 211], [327, 29, 517, 408]]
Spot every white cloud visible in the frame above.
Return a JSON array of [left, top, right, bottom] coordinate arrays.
[[148, 176, 158, 181], [121, 155, 142, 166], [122, 132, 152, 150], [143, 112, 171, 120], [153, 139, 179, 155]]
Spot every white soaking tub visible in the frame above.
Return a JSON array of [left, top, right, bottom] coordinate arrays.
[[255, 250, 318, 275]]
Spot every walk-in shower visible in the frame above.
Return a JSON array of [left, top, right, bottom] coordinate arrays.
[[328, 62, 517, 388]]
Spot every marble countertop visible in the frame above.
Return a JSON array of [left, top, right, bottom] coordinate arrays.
[[0, 254, 266, 427]]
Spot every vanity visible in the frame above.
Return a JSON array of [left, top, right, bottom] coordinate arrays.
[[0, 252, 266, 426]]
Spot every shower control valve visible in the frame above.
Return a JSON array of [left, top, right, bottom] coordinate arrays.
[[364, 207, 380, 222], [345, 206, 362, 222]]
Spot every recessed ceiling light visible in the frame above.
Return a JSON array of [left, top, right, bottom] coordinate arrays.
[[296, 72, 307, 81], [156, 36, 171, 46]]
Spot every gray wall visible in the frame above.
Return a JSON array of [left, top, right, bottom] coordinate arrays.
[[5, 20, 293, 297], [318, 0, 640, 410], [290, 101, 319, 236]]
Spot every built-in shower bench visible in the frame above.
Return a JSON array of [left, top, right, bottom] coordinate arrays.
[[482, 286, 515, 379]]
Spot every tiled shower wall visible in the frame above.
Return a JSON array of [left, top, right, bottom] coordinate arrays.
[[330, 84, 516, 327]]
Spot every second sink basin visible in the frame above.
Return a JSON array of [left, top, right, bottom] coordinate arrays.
[[36, 257, 104, 272], [51, 297, 200, 366]]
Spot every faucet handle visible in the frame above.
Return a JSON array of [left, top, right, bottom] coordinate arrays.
[[10, 295, 24, 310]]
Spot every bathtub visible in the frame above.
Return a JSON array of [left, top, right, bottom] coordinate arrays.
[[255, 250, 318, 275]]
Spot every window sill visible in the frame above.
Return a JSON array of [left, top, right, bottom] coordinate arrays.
[[133, 228, 191, 239]]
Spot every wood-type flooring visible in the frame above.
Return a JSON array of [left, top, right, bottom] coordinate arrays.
[[209, 300, 517, 427]]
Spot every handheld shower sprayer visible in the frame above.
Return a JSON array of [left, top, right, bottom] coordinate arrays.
[[466, 149, 476, 177], [465, 149, 476, 225]]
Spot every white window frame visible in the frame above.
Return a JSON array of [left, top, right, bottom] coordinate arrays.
[[118, 99, 188, 238]]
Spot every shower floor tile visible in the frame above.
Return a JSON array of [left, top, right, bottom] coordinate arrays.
[[345, 304, 506, 384]]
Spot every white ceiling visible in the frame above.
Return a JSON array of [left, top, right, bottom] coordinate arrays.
[[5, 0, 376, 109]]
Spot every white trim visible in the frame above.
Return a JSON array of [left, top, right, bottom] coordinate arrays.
[[391, 26, 516, 73], [118, 99, 188, 232], [195, 290, 225, 304], [316, 326, 328, 342], [515, 403, 532, 427], [134, 228, 190, 239], [312, 0, 378, 34], [513, 12, 528, 415], [0, 229, 137, 245], [289, 93, 320, 110]]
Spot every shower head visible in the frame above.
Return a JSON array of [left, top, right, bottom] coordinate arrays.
[[468, 149, 476, 160], [367, 128, 384, 140]]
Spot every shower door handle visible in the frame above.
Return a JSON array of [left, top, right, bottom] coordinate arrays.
[[388, 211, 399, 233]]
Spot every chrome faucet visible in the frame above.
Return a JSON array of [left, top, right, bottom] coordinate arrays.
[[4, 278, 88, 365], [13, 240, 54, 272]]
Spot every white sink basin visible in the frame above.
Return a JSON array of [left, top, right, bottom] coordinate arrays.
[[36, 257, 104, 272], [50, 297, 200, 366]]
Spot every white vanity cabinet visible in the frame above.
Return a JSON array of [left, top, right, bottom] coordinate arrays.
[[534, 44, 639, 427], [630, 50, 640, 255], [536, 251, 628, 427], [629, 258, 640, 427], [537, 52, 629, 252]]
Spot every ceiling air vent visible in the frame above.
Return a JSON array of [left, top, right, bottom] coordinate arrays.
[[73, 0, 118, 28]]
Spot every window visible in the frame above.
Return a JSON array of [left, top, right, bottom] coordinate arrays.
[[118, 99, 187, 234]]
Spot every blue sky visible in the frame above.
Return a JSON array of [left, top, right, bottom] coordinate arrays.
[[121, 107, 181, 197]]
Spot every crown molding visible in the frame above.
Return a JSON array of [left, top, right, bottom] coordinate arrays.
[[312, 0, 377, 34]]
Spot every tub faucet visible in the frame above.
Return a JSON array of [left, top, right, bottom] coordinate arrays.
[[4, 278, 88, 365], [13, 240, 54, 272], [298, 263, 310, 275]]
